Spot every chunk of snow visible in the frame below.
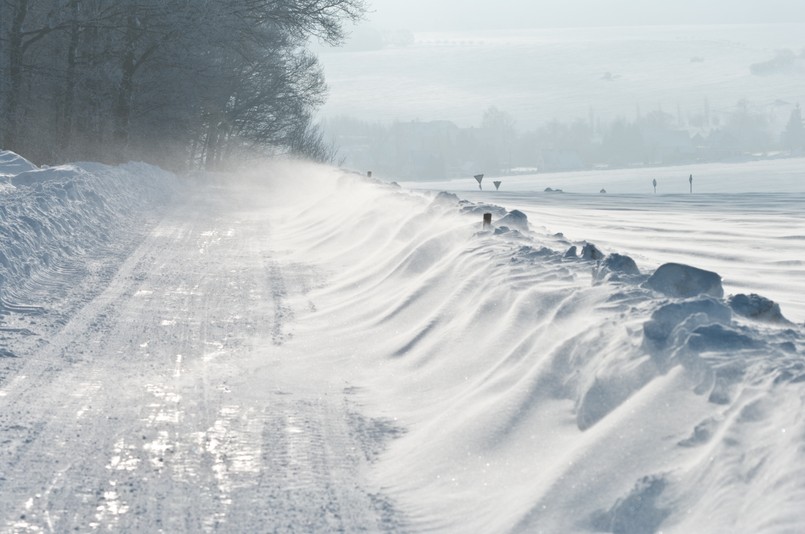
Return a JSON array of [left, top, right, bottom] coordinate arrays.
[[495, 209, 528, 232], [11, 166, 86, 188], [580, 242, 605, 261], [728, 293, 789, 324], [431, 191, 460, 207], [591, 475, 670, 534], [686, 324, 763, 352], [603, 253, 640, 275], [644, 263, 724, 299], [0, 150, 37, 176], [643, 298, 732, 349]]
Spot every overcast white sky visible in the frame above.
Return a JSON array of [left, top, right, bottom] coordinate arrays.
[[366, 0, 805, 31]]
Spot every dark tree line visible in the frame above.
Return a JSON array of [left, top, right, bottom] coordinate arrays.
[[326, 100, 805, 180], [0, 0, 364, 169]]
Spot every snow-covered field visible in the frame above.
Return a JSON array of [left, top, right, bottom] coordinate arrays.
[[403, 158, 805, 324], [1, 152, 804, 532]]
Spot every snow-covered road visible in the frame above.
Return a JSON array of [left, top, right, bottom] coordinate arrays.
[[0, 177, 400, 532], [2, 154, 804, 533]]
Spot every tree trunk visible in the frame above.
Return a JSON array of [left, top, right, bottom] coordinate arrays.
[[114, 13, 137, 151], [60, 0, 82, 153], [4, 0, 30, 152]]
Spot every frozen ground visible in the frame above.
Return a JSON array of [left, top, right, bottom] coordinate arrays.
[[1, 151, 804, 532]]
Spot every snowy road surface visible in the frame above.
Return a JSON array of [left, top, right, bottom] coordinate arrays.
[[0, 176, 400, 532], [2, 155, 805, 533]]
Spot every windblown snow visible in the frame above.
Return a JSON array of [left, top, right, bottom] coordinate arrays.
[[1, 151, 803, 533]]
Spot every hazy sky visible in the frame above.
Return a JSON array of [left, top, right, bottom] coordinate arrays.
[[366, 0, 805, 31]]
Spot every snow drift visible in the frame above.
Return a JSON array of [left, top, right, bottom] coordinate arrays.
[[260, 167, 805, 533], [0, 150, 177, 319], [1, 154, 803, 533]]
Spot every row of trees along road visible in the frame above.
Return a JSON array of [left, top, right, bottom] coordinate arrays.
[[0, 0, 365, 169]]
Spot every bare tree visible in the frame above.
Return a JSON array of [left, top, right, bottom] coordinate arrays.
[[0, 0, 366, 167]]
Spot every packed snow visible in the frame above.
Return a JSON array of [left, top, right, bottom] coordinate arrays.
[[1, 152, 804, 532]]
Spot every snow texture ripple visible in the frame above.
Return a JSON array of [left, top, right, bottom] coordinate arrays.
[[0, 153, 804, 533]]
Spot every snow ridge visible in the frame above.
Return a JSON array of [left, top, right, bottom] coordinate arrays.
[[270, 169, 804, 533], [0, 152, 178, 318], [0, 157, 803, 533]]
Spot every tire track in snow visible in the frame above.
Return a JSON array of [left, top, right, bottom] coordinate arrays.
[[252, 394, 392, 533], [0, 183, 405, 532], [268, 261, 293, 346]]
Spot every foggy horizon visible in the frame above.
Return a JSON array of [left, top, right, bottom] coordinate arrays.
[[318, 3, 805, 181], [364, 0, 805, 31]]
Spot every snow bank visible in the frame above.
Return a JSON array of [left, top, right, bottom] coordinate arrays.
[[416, 171, 805, 324], [2, 155, 802, 532], [0, 150, 37, 177], [0, 152, 178, 315], [262, 167, 804, 533]]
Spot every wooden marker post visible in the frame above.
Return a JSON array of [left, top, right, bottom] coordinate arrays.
[[483, 212, 492, 230]]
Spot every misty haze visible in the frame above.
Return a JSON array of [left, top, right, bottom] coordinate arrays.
[[1, 1, 804, 533], [318, 22, 805, 180]]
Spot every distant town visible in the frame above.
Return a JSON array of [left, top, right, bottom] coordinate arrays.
[[324, 100, 805, 180]]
